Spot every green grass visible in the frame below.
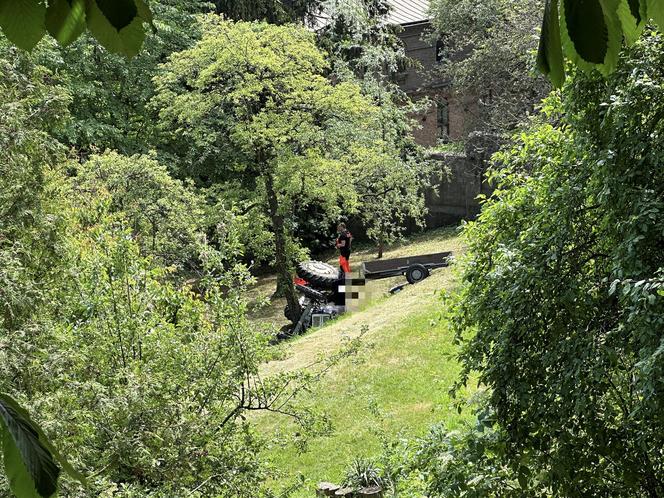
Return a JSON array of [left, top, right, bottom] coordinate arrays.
[[252, 229, 474, 496]]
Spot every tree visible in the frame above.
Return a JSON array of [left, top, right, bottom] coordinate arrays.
[[537, 0, 664, 86], [430, 0, 549, 133], [72, 152, 208, 277], [214, 0, 322, 24], [0, 0, 153, 57], [0, 40, 70, 336], [450, 32, 664, 496], [25, 0, 212, 157], [319, 0, 438, 257], [154, 19, 377, 318], [7, 214, 356, 496]]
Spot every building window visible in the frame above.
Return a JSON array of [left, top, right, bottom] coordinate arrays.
[[437, 99, 450, 140], [435, 39, 444, 62]]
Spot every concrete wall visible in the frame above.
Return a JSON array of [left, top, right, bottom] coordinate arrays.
[[425, 152, 482, 226], [424, 133, 502, 227]]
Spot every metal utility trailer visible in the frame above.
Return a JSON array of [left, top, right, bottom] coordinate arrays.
[[360, 251, 452, 284]]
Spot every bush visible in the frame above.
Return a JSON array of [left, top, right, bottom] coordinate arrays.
[[449, 32, 664, 496]]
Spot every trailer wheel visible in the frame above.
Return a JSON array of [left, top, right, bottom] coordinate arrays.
[[296, 260, 339, 289], [406, 264, 430, 284]]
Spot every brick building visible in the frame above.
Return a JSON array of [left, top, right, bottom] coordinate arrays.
[[386, 0, 471, 146], [316, 0, 490, 226], [386, 0, 493, 225]]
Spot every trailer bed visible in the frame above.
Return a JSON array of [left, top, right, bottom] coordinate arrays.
[[361, 251, 452, 280]]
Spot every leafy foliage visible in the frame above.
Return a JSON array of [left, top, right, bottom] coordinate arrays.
[[2, 18, 369, 495], [450, 32, 664, 496], [320, 0, 438, 255], [28, 0, 211, 156], [154, 18, 381, 314], [342, 458, 385, 489], [0, 393, 85, 498], [0, 41, 70, 335], [537, 0, 664, 85], [214, 0, 322, 25], [72, 152, 207, 277], [0, 0, 153, 57], [430, 0, 550, 133], [410, 419, 521, 497]]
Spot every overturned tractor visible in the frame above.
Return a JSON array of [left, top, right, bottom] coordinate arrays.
[[279, 252, 452, 340]]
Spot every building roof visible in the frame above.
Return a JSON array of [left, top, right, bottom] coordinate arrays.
[[313, 0, 430, 29], [386, 0, 430, 25]]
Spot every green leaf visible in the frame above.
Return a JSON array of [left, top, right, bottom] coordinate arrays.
[[134, 0, 153, 23], [86, 0, 146, 57], [645, 0, 664, 28], [616, 0, 645, 44], [0, 0, 47, 51], [46, 0, 87, 47], [563, 0, 608, 64], [560, 0, 623, 75], [0, 398, 59, 498], [598, 0, 627, 74], [94, 0, 137, 31], [2, 430, 46, 498], [537, 0, 566, 87], [0, 394, 87, 490], [627, 0, 642, 21]]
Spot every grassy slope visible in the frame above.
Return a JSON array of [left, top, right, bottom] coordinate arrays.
[[252, 229, 474, 496]]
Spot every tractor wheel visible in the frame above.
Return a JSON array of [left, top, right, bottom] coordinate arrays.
[[406, 264, 430, 284], [296, 260, 339, 289], [295, 283, 328, 302]]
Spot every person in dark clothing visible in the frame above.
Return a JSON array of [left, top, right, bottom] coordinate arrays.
[[335, 222, 352, 274]]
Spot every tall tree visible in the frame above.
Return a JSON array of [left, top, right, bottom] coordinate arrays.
[[430, 0, 549, 133], [319, 0, 438, 257], [154, 19, 377, 318], [0, 40, 70, 337], [37, 0, 212, 157]]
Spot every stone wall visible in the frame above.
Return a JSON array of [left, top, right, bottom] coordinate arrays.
[[424, 132, 502, 227]]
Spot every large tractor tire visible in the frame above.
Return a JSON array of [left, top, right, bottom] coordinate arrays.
[[296, 260, 340, 290], [294, 283, 328, 302]]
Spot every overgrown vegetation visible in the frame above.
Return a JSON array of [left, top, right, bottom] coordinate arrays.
[[371, 30, 664, 498], [3, 1, 664, 497], [0, 2, 436, 496], [430, 0, 549, 133]]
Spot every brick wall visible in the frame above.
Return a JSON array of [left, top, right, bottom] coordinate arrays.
[[397, 23, 473, 146], [395, 20, 493, 227], [410, 89, 469, 146]]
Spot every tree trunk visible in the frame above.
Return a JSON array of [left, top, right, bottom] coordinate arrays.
[[377, 220, 385, 259], [264, 173, 300, 321]]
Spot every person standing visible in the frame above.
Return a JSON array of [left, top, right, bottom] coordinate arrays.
[[335, 222, 353, 274]]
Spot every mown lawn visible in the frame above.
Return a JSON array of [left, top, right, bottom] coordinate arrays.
[[252, 229, 475, 496]]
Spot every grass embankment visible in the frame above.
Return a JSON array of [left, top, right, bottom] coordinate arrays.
[[252, 229, 475, 496]]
